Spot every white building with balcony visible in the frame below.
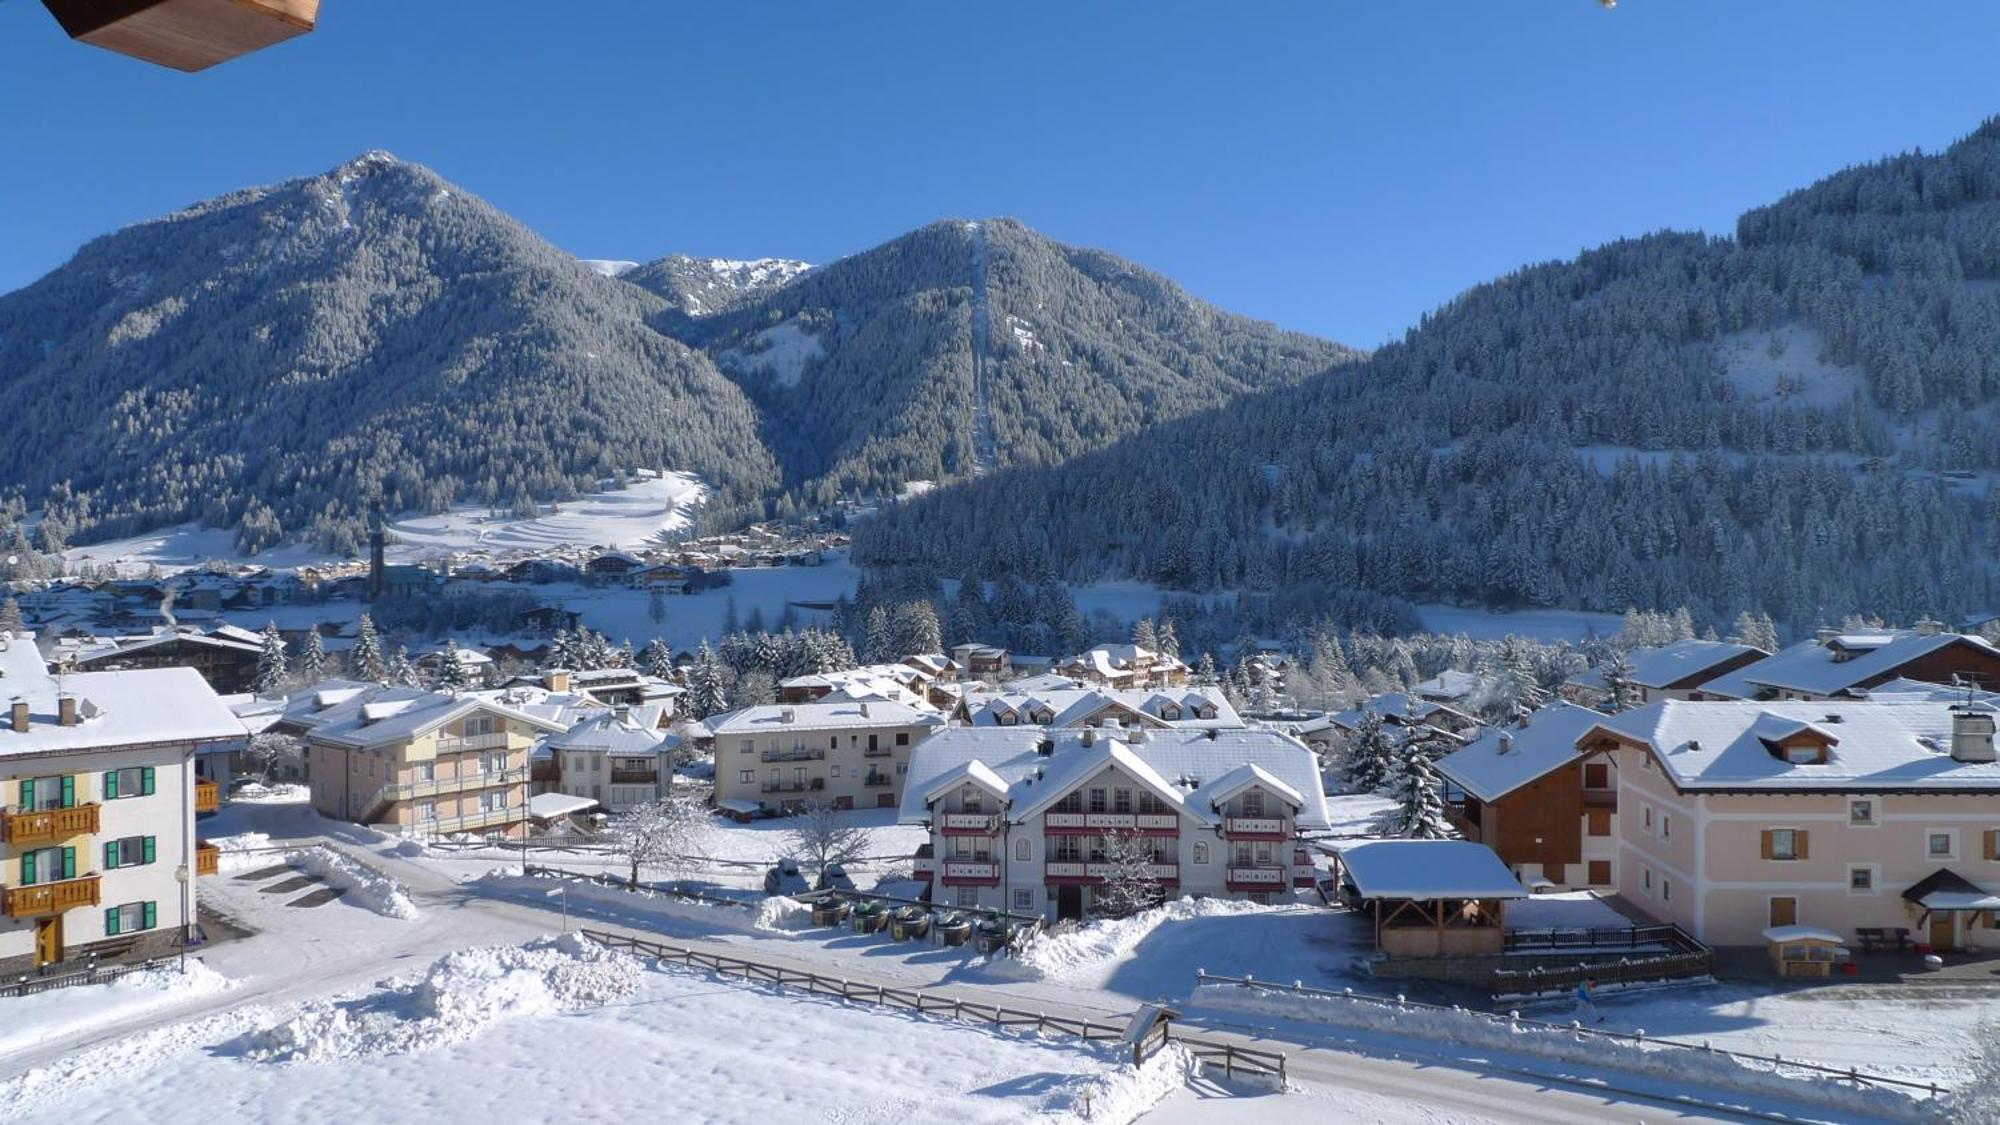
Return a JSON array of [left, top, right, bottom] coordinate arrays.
[[898, 725, 1330, 921], [544, 707, 673, 812]]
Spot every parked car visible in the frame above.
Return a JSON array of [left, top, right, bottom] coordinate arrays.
[[764, 857, 810, 896], [815, 863, 856, 892]]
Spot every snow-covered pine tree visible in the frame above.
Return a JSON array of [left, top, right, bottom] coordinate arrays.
[[352, 613, 387, 683], [1132, 617, 1158, 652], [1379, 742, 1453, 840], [1091, 831, 1167, 918], [890, 601, 942, 657], [1193, 652, 1219, 686], [1156, 618, 1179, 659], [1342, 710, 1400, 793], [299, 629, 327, 684], [0, 596, 23, 636], [685, 640, 730, 720], [863, 605, 892, 663], [255, 621, 288, 695], [1599, 648, 1640, 713], [389, 645, 422, 688], [435, 642, 475, 692], [640, 638, 673, 678]]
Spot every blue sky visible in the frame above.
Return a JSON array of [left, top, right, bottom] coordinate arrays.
[[2, 1, 1997, 346]]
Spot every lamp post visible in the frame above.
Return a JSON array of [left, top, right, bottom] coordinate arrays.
[[173, 864, 190, 972], [546, 885, 568, 934]]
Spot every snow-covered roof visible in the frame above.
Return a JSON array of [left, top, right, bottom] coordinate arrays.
[[1702, 634, 1997, 700], [308, 687, 567, 749], [528, 792, 598, 819], [1761, 925, 1843, 944], [1411, 669, 1493, 703], [896, 727, 1328, 830], [544, 712, 667, 756], [0, 632, 246, 758], [1330, 693, 1472, 732], [1623, 639, 1765, 690], [1335, 840, 1526, 900], [1587, 699, 2000, 791], [1435, 702, 1607, 802], [922, 759, 1011, 803], [74, 627, 262, 662], [1861, 677, 2000, 704], [959, 687, 1238, 730], [1196, 762, 1305, 811], [703, 699, 942, 734]]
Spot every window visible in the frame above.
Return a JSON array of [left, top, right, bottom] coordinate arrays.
[[1662, 814, 1671, 840], [1015, 839, 1031, 861], [961, 785, 982, 812], [416, 801, 436, 822], [20, 845, 75, 885], [103, 836, 155, 869], [738, 770, 753, 784], [1113, 788, 1132, 814], [102, 767, 156, 800], [956, 886, 979, 908], [1242, 792, 1265, 818], [1192, 842, 1209, 864], [1928, 830, 1958, 860], [896, 732, 910, 746], [1848, 798, 1876, 826], [1643, 806, 1653, 832], [830, 765, 841, 778], [868, 734, 879, 753], [480, 789, 509, 812], [1661, 879, 1671, 902], [1587, 860, 1612, 885], [896, 762, 907, 775], [1583, 762, 1609, 788], [487, 751, 512, 774], [1587, 809, 1612, 837], [739, 739, 754, 755], [1088, 788, 1107, 813], [1052, 837, 1081, 862], [1849, 865, 1877, 894], [1012, 888, 1033, 911], [1765, 829, 1803, 861], [416, 761, 435, 782], [1643, 868, 1652, 891], [104, 901, 156, 936], [19, 775, 73, 811]]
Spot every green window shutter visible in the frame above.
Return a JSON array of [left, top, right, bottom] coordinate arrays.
[[18, 779, 32, 808], [103, 771, 118, 799], [21, 853, 35, 886], [142, 837, 156, 865], [105, 841, 119, 869], [140, 767, 155, 796], [61, 847, 75, 880], [60, 775, 74, 809], [105, 907, 120, 936], [141, 902, 156, 931]]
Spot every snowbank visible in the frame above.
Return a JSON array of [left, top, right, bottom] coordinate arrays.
[[0, 960, 233, 1058], [753, 895, 814, 932], [1015, 898, 1281, 983], [291, 847, 418, 920], [245, 934, 640, 1063], [1195, 982, 1928, 1121], [481, 871, 790, 937], [1042, 1045, 1196, 1123], [211, 833, 275, 872]]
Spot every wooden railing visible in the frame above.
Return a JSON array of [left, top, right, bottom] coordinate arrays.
[[581, 928, 1284, 1083], [3, 875, 101, 918], [194, 781, 220, 814], [195, 841, 221, 877], [1, 804, 100, 845]]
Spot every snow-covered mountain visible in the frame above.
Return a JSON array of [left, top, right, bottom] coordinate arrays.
[[621, 254, 813, 317]]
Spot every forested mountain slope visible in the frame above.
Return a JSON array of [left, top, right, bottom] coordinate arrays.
[[0, 152, 778, 554], [856, 120, 2000, 628], [621, 255, 812, 319], [671, 218, 1362, 505]]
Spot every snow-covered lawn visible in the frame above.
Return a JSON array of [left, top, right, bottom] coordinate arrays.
[[0, 962, 232, 1059], [1322, 792, 1397, 835], [2, 936, 1178, 1125]]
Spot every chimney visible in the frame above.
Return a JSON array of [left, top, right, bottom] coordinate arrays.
[[547, 668, 571, 693], [780, 707, 796, 724], [58, 695, 77, 727], [9, 699, 25, 733], [858, 702, 870, 718], [1815, 624, 1838, 645], [1497, 731, 1513, 755], [1950, 706, 1997, 763], [1128, 725, 1147, 746], [614, 703, 631, 724], [1081, 728, 1096, 748], [1916, 616, 1944, 637]]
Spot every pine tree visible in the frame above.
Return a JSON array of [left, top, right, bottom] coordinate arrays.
[[863, 605, 893, 663], [255, 621, 288, 695], [1380, 744, 1453, 840], [640, 638, 673, 678], [1342, 710, 1399, 793], [1194, 652, 1219, 686], [1132, 617, 1158, 652], [0, 596, 22, 636], [299, 630, 327, 684], [389, 645, 422, 688], [685, 641, 730, 720], [1156, 618, 1180, 659], [1599, 648, 1641, 712], [890, 601, 942, 657], [549, 627, 580, 670], [352, 613, 387, 683], [435, 642, 475, 692]]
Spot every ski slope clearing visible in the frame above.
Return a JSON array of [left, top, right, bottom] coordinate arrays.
[[1, 936, 1166, 1125], [63, 470, 707, 574]]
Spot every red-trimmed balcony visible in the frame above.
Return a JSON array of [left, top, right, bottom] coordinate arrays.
[[1225, 865, 1288, 892], [939, 812, 1001, 836], [939, 860, 1000, 886], [1043, 861, 1179, 886], [1044, 811, 1179, 836], [912, 843, 935, 881], [1221, 816, 1289, 841]]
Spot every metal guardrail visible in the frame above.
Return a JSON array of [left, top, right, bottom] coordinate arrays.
[[1195, 971, 1943, 1100], [0, 955, 178, 998], [582, 928, 1285, 1083]]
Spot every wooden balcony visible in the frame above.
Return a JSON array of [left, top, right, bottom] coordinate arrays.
[[1225, 865, 1287, 892], [1, 804, 100, 846], [939, 860, 1000, 886], [195, 780, 220, 814], [1044, 812, 1179, 836], [1044, 861, 1179, 885], [1221, 816, 1288, 841], [196, 840, 221, 877], [1583, 789, 1618, 811], [4, 875, 101, 918], [939, 812, 1000, 835]]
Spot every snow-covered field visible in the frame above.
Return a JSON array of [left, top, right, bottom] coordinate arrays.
[[1412, 604, 1623, 642], [1, 936, 1169, 1125], [62, 470, 706, 575]]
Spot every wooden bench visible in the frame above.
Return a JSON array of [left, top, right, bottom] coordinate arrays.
[[1855, 927, 1912, 952]]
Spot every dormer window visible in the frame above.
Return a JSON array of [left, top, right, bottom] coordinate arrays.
[[1242, 791, 1265, 818], [999, 711, 1017, 726]]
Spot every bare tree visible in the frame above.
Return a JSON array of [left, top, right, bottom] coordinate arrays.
[[611, 796, 704, 887], [783, 800, 873, 883], [243, 731, 304, 783], [1092, 830, 1167, 918]]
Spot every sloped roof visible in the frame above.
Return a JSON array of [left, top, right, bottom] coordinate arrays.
[[1336, 840, 1526, 900], [1587, 699, 2000, 791], [704, 699, 941, 734], [1196, 762, 1305, 811], [309, 688, 566, 749], [1435, 701, 1606, 802], [0, 633, 245, 758], [1624, 639, 1765, 689], [545, 712, 667, 755], [1703, 634, 1997, 700]]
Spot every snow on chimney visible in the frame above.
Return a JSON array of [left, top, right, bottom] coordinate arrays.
[[58, 695, 77, 727], [547, 668, 571, 693], [1950, 706, 1997, 764], [9, 699, 25, 734], [1497, 731, 1513, 754], [1916, 616, 1944, 637]]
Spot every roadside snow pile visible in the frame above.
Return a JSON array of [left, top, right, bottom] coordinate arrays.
[[245, 934, 640, 1063], [1015, 898, 1279, 982], [212, 832, 274, 871], [0, 959, 234, 1057], [291, 847, 418, 919], [480, 871, 790, 936], [230, 782, 310, 804], [1042, 1045, 1197, 1123], [754, 895, 814, 932], [1196, 982, 1927, 1122]]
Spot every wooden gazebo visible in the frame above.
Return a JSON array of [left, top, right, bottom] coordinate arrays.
[[1333, 840, 1527, 958]]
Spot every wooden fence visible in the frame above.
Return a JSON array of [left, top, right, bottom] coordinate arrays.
[[1494, 922, 1712, 995], [580, 928, 1286, 1084]]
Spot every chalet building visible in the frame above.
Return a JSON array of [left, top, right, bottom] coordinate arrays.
[[1582, 699, 2000, 949], [1613, 639, 1771, 703], [543, 709, 671, 812], [1055, 644, 1189, 690], [587, 552, 645, 579], [951, 644, 1012, 682], [1328, 692, 1480, 744], [0, 633, 244, 971], [413, 645, 498, 689], [1699, 629, 2000, 703], [706, 700, 944, 814], [1436, 702, 1614, 891], [302, 687, 564, 840], [898, 726, 1329, 921], [954, 687, 1240, 731], [779, 664, 939, 711], [516, 605, 582, 636], [500, 667, 682, 714], [69, 627, 263, 694], [1410, 670, 1496, 709]]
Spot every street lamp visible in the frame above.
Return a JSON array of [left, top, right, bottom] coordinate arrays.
[[173, 864, 190, 972]]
